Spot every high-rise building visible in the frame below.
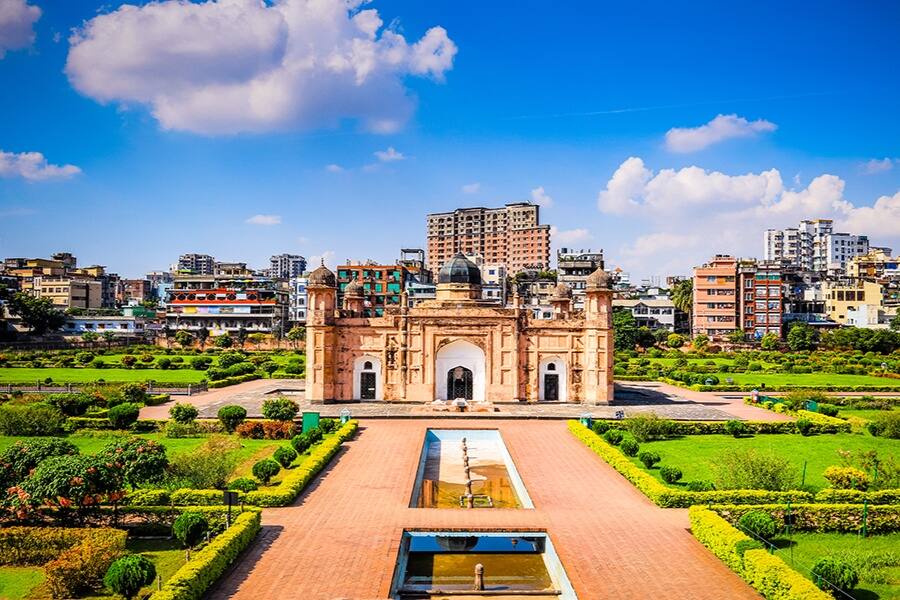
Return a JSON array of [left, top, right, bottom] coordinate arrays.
[[426, 202, 551, 275], [764, 219, 871, 275], [824, 233, 870, 275], [177, 253, 215, 275], [268, 254, 306, 280], [557, 248, 604, 309], [692, 255, 738, 339], [737, 260, 783, 340]]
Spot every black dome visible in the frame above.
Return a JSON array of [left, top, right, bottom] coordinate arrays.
[[438, 253, 481, 285]]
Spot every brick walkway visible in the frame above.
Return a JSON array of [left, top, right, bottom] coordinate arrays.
[[208, 420, 758, 599]]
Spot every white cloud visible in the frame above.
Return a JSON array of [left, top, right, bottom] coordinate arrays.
[[0, 0, 40, 58], [665, 114, 777, 153], [461, 182, 480, 194], [0, 150, 81, 181], [65, 0, 456, 135], [325, 163, 344, 173], [550, 226, 590, 244], [309, 250, 336, 269], [840, 191, 900, 238], [861, 158, 895, 175], [374, 146, 404, 162], [245, 214, 282, 226], [530, 186, 553, 207]]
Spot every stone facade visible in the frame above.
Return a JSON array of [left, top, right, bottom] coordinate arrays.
[[305, 255, 614, 404]]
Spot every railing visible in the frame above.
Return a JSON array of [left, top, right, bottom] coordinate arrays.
[[1, 381, 207, 396], [0, 336, 147, 351]]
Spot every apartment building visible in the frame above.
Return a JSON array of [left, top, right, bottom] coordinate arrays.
[[848, 248, 900, 281], [613, 298, 677, 331], [824, 233, 870, 275], [426, 202, 551, 275], [34, 276, 102, 309], [177, 253, 215, 275], [336, 263, 409, 317], [825, 280, 883, 326], [692, 255, 738, 339], [268, 254, 306, 280], [737, 260, 783, 339], [557, 248, 604, 308], [288, 276, 308, 324], [764, 219, 872, 275], [122, 279, 152, 304]]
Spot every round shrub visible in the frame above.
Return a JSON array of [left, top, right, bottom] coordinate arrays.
[[121, 383, 148, 404], [173, 512, 208, 549], [602, 429, 624, 446], [273, 446, 298, 468], [795, 418, 813, 436], [725, 420, 749, 438], [190, 356, 212, 370], [228, 477, 259, 493], [121, 355, 137, 367], [817, 404, 840, 417], [217, 352, 245, 368], [620, 439, 639, 457], [108, 402, 140, 429], [686, 480, 715, 492], [591, 421, 610, 435], [104, 554, 156, 600], [291, 434, 311, 455], [659, 465, 682, 484], [737, 509, 778, 542], [45, 393, 93, 417], [252, 458, 281, 484], [156, 357, 172, 370], [169, 403, 199, 424], [638, 451, 661, 468], [868, 412, 900, 439], [261, 397, 299, 422], [810, 557, 858, 594], [319, 418, 338, 434], [260, 361, 279, 375], [217, 405, 247, 433], [823, 466, 870, 491]]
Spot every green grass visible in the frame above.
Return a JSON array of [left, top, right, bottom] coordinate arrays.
[[838, 408, 898, 422], [626, 433, 899, 492], [647, 357, 780, 368], [0, 367, 207, 384], [712, 372, 898, 388], [0, 567, 45, 600], [773, 532, 900, 600]]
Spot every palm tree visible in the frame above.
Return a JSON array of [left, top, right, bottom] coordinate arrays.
[[670, 279, 693, 327]]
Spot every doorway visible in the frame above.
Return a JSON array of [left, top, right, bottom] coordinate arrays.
[[360, 371, 376, 400], [543, 373, 559, 401], [447, 366, 474, 400]]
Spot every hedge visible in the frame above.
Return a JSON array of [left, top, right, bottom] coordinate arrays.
[[590, 418, 845, 436], [144, 393, 171, 407], [814, 488, 900, 505], [793, 410, 851, 433], [569, 422, 814, 508], [0, 527, 127, 598], [660, 377, 900, 393], [148, 510, 261, 600], [244, 420, 358, 507], [709, 503, 900, 534], [689, 506, 830, 600], [207, 373, 260, 389]]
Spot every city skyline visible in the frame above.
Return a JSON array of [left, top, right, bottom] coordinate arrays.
[[1, 0, 899, 279]]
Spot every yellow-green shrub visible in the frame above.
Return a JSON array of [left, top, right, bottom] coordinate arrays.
[[687, 506, 755, 571], [742, 549, 831, 600]]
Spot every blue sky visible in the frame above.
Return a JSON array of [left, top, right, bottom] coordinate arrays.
[[1, 0, 898, 280]]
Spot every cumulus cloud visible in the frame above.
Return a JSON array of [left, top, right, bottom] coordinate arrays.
[[861, 158, 895, 175], [245, 214, 282, 225], [374, 146, 404, 162], [598, 156, 900, 277], [309, 250, 336, 269], [325, 163, 344, 172], [665, 114, 777, 153], [0, 0, 41, 58], [550, 226, 590, 244], [461, 182, 480, 194], [530, 186, 553, 207], [0, 150, 81, 181], [65, 0, 457, 135]]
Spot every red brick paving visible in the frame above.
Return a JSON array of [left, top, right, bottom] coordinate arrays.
[[208, 419, 758, 599]]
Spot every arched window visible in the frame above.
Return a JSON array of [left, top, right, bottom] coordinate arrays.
[[363, 361, 373, 370], [547, 363, 556, 371]]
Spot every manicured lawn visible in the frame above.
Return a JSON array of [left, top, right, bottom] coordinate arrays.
[[626, 433, 899, 492], [773, 532, 900, 600], [838, 408, 898, 422], [0, 566, 44, 600], [85, 538, 186, 600], [716, 372, 898, 388], [0, 367, 207, 384], [648, 357, 779, 368]]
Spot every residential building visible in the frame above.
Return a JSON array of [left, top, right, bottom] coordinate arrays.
[[692, 255, 738, 339], [122, 279, 152, 304], [824, 233, 870, 275], [177, 253, 215, 275], [517, 272, 557, 319], [64, 315, 146, 336], [480, 263, 507, 305], [737, 260, 784, 339], [426, 202, 551, 275], [336, 262, 409, 317], [848, 248, 899, 282], [288, 276, 308, 324], [613, 298, 677, 331], [33, 276, 103, 309], [406, 281, 436, 307], [398, 248, 433, 284], [269, 254, 307, 280], [825, 280, 883, 326], [765, 219, 872, 275], [557, 248, 604, 309]]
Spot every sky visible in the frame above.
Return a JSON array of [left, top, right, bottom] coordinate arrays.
[[0, 0, 898, 282]]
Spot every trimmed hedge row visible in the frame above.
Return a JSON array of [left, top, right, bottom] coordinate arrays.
[[689, 506, 830, 600], [244, 420, 358, 507], [709, 503, 900, 534], [660, 377, 900, 393], [815, 488, 900, 505], [207, 373, 260, 389], [148, 509, 261, 600], [569, 421, 814, 508], [793, 410, 851, 433], [590, 418, 846, 436]]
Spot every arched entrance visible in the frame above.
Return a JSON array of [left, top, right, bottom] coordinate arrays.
[[434, 340, 485, 401], [353, 356, 382, 400], [539, 358, 567, 402]]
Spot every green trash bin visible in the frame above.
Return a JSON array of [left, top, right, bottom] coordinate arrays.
[[301, 412, 320, 433]]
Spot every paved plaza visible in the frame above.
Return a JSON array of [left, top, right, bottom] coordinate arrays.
[[208, 419, 759, 599]]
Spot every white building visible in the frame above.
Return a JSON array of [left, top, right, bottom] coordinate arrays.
[[288, 276, 308, 323], [177, 253, 215, 275], [64, 315, 146, 336], [824, 233, 870, 275], [765, 219, 870, 275], [269, 254, 307, 280], [613, 298, 677, 331]]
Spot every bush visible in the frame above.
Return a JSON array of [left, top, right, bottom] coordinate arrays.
[[737, 510, 777, 542], [810, 557, 858, 595], [121, 355, 137, 367], [868, 412, 900, 439], [104, 554, 156, 600], [169, 403, 199, 424], [235, 420, 295, 440], [591, 420, 610, 435], [0, 438, 78, 488], [725, 420, 749, 438], [45, 393, 93, 417], [228, 477, 259, 493], [217, 352, 245, 368], [817, 403, 840, 417], [822, 466, 870, 491], [217, 405, 247, 433], [686, 480, 715, 492], [318, 418, 338, 434], [620, 439, 639, 457], [795, 418, 813, 436], [0, 403, 66, 436], [625, 413, 676, 442], [660, 466, 682, 484], [173, 512, 208, 550], [638, 450, 660, 469], [261, 397, 299, 422], [166, 436, 239, 489], [602, 429, 624, 446], [667, 333, 685, 348], [252, 459, 281, 484], [714, 449, 799, 491], [98, 437, 168, 488], [164, 421, 201, 439], [190, 356, 212, 370], [156, 357, 172, 370], [108, 403, 141, 429], [273, 446, 298, 468]]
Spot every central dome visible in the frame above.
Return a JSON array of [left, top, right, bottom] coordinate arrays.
[[438, 253, 481, 285]]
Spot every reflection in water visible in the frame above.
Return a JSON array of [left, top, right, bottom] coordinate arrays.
[[416, 439, 521, 509], [404, 553, 553, 591]]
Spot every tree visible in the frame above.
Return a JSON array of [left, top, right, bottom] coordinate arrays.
[[262, 397, 299, 421], [786, 322, 819, 351], [635, 326, 656, 349], [247, 332, 267, 349], [612, 309, 637, 351], [670, 279, 693, 322], [217, 405, 247, 433], [169, 403, 199, 424], [81, 331, 99, 343], [7, 292, 66, 335], [760, 332, 780, 350], [214, 333, 233, 349], [727, 329, 746, 344], [175, 330, 193, 349], [286, 326, 306, 349], [98, 437, 168, 489], [196, 327, 209, 350], [102, 330, 116, 347], [692, 333, 709, 350], [235, 327, 247, 349], [104, 555, 156, 600], [173, 512, 208, 559], [666, 333, 685, 348]]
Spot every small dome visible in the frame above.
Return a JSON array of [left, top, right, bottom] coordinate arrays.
[[308, 260, 336, 287], [438, 253, 481, 285], [552, 282, 572, 298], [345, 280, 364, 297], [586, 267, 612, 290]]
